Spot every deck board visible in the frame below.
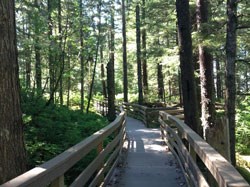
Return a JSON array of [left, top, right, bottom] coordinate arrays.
[[108, 117, 186, 187]]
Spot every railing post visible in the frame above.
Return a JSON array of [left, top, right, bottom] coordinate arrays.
[[97, 141, 104, 183], [50, 175, 64, 187], [189, 144, 196, 162], [145, 108, 149, 127]]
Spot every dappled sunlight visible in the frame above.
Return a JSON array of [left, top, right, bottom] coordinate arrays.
[[136, 129, 160, 133], [144, 144, 166, 153]]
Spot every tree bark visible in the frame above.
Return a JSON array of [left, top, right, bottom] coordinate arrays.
[[178, 68, 183, 106], [157, 62, 164, 101], [0, 0, 27, 183], [58, 0, 63, 105], [215, 58, 222, 99], [86, 2, 101, 114], [34, 0, 42, 93], [136, 4, 143, 105], [176, 0, 199, 132], [100, 47, 107, 99], [48, 0, 55, 104], [225, 0, 237, 166], [25, 27, 31, 89], [79, 0, 84, 111], [67, 48, 71, 107], [122, 0, 128, 102], [142, 0, 148, 98], [196, 0, 216, 140], [107, 2, 116, 121]]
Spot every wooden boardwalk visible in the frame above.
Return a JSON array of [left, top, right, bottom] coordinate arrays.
[[108, 117, 186, 187]]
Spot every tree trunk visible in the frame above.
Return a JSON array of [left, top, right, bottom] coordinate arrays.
[[178, 68, 183, 106], [0, 0, 27, 183], [79, 0, 84, 111], [86, 2, 101, 114], [216, 58, 222, 99], [157, 62, 164, 101], [58, 0, 63, 105], [35, 39, 42, 92], [122, 0, 128, 102], [136, 4, 143, 105], [176, 0, 199, 132], [107, 2, 116, 121], [142, 0, 148, 98], [48, 0, 55, 104], [196, 0, 216, 140], [225, 0, 237, 166], [100, 47, 107, 99], [25, 29, 31, 89], [67, 49, 71, 107], [34, 1, 42, 93]]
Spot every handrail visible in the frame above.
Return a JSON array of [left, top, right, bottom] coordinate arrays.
[[94, 99, 123, 116], [122, 102, 180, 127], [159, 111, 249, 187], [1, 111, 126, 187]]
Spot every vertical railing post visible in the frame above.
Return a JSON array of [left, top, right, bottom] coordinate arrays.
[[145, 108, 149, 127], [97, 141, 104, 183], [50, 175, 64, 187]]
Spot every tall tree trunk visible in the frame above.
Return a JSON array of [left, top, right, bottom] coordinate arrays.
[[157, 62, 164, 101], [34, 0, 42, 93], [100, 46, 107, 99], [107, 2, 116, 121], [178, 68, 183, 106], [35, 39, 42, 92], [136, 4, 143, 105], [48, 0, 54, 104], [122, 0, 128, 102], [25, 25, 31, 89], [67, 50, 71, 107], [79, 0, 84, 111], [216, 58, 222, 99], [0, 0, 27, 183], [176, 0, 199, 132], [225, 0, 237, 166], [142, 0, 148, 98], [58, 0, 63, 105], [86, 2, 101, 113], [196, 0, 216, 140]]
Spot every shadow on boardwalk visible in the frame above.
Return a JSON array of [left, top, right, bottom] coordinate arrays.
[[108, 117, 186, 187]]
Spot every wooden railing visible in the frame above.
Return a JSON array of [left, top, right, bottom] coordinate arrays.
[[95, 99, 108, 116], [159, 111, 249, 187], [122, 102, 180, 128], [2, 111, 126, 187]]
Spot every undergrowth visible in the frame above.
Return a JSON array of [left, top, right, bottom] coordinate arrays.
[[236, 96, 250, 155], [21, 91, 108, 184]]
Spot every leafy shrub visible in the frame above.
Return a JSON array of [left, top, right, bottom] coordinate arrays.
[[236, 96, 250, 155], [21, 91, 108, 178]]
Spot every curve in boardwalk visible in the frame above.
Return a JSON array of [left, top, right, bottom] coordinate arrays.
[[109, 117, 186, 187]]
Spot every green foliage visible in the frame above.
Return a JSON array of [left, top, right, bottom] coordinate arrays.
[[21, 91, 108, 170], [236, 96, 250, 155]]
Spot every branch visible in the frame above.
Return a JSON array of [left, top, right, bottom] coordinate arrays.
[[236, 59, 250, 66], [237, 25, 250, 29]]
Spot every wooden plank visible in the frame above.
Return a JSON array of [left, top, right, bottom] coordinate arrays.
[[159, 111, 249, 187], [93, 126, 125, 187], [2, 112, 125, 187], [70, 132, 121, 187], [159, 117, 209, 187]]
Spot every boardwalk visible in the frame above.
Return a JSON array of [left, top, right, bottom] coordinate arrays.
[[109, 117, 186, 187]]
